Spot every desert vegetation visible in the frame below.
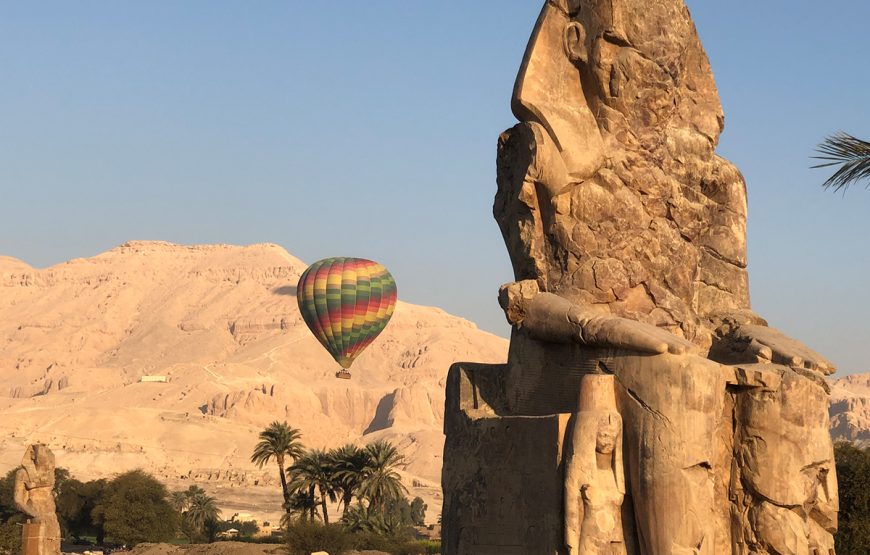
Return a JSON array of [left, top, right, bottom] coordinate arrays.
[[834, 441, 870, 554], [252, 421, 437, 554], [0, 423, 436, 555], [0, 467, 256, 553]]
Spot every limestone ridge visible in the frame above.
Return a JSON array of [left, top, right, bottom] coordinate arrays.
[[0, 241, 508, 523], [830, 374, 870, 446]]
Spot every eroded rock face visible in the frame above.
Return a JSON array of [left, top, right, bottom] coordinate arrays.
[[443, 1, 838, 554]]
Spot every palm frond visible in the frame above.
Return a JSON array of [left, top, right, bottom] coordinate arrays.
[[812, 132, 870, 192]]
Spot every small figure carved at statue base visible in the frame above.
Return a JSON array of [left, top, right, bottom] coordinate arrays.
[[564, 374, 626, 555]]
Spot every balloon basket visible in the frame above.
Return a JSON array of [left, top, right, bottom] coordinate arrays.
[[335, 370, 352, 380]]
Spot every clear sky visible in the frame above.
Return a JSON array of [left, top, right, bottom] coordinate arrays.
[[1, 1, 868, 374]]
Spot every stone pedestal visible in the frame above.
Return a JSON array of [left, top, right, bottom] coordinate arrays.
[[21, 522, 43, 555], [442, 363, 571, 554]]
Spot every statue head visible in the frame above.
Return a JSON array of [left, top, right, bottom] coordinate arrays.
[[595, 414, 621, 455], [512, 0, 723, 182], [20, 444, 55, 480]]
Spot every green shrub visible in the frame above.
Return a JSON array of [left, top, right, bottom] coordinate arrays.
[[391, 539, 441, 555], [0, 520, 22, 555], [285, 522, 353, 555], [835, 441, 870, 555]]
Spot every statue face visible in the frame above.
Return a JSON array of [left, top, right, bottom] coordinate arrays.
[[512, 1, 603, 180], [595, 414, 620, 454]]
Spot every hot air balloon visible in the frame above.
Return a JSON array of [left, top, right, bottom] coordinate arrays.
[[296, 257, 397, 379]]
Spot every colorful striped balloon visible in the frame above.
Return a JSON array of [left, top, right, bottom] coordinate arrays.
[[296, 257, 397, 369]]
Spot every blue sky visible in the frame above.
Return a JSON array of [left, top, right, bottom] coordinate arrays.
[[1, 1, 868, 374]]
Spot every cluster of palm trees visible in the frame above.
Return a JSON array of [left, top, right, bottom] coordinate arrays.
[[251, 421, 407, 527]]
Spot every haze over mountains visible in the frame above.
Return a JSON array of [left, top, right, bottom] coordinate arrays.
[[0, 241, 508, 523], [0, 241, 865, 523]]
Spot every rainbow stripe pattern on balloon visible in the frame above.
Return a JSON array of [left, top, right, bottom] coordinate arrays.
[[296, 257, 397, 369]]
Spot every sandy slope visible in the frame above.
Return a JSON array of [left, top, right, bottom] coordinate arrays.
[[0, 241, 508, 524]]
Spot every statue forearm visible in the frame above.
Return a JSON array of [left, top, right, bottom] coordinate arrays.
[[499, 280, 696, 355], [13, 470, 37, 518]]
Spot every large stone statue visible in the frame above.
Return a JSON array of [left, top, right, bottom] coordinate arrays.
[[13, 445, 61, 555], [442, 1, 838, 554]]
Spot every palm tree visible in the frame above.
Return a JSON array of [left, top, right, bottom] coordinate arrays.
[[183, 493, 222, 542], [287, 449, 337, 524], [250, 421, 304, 514], [358, 440, 408, 513], [170, 490, 189, 513], [282, 490, 320, 525], [814, 132, 870, 192], [330, 444, 369, 517], [341, 502, 403, 536]]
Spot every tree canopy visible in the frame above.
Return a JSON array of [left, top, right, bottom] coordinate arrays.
[[92, 470, 178, 545], [835, 442, 870, 554]]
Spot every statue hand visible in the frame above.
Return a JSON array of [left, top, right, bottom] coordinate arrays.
[[729, 324, 835, 375], [569, 308, 698, 355]]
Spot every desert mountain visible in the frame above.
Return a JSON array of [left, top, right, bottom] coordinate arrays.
[[0, 241, 508, 523], [829, 373, 870, 447]]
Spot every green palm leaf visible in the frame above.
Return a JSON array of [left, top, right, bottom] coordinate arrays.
[[813, 132, 870, 192]]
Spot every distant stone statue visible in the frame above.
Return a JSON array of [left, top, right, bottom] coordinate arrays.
[[13, 445, 61, 555], [442, 1, 838, 554], [564, 375, 625, 555]]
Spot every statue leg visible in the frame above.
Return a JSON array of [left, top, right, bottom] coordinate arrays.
[[609, 352, 729, 555], [43, 514, 61, 555]]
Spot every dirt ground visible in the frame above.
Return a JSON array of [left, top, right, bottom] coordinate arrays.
[[125, 543, 389, 555], [128, 543, 284, 555]]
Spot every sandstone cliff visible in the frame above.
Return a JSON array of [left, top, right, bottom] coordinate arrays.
[[0, 241, 508, 523]]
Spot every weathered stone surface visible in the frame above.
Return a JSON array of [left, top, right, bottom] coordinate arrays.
[[442, 364, 568, 554], [443, 1, 838, 553], [14, 445, 61, 555]]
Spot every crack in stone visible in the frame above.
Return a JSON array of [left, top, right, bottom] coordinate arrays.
[[624, 386, 673, 428]]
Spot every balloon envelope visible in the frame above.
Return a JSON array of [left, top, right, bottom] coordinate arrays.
[[296, 257, 397, 369]]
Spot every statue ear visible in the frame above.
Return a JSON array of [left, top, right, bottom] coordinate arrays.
[[564, 22, 588, 65]]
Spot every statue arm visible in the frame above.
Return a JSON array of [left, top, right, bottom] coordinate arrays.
[[501, 281, 696, 355], [13, 468, 37, 518]]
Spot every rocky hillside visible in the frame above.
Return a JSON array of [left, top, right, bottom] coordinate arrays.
[[829, 373, 870, 446], [0, 241, 508, 523]]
